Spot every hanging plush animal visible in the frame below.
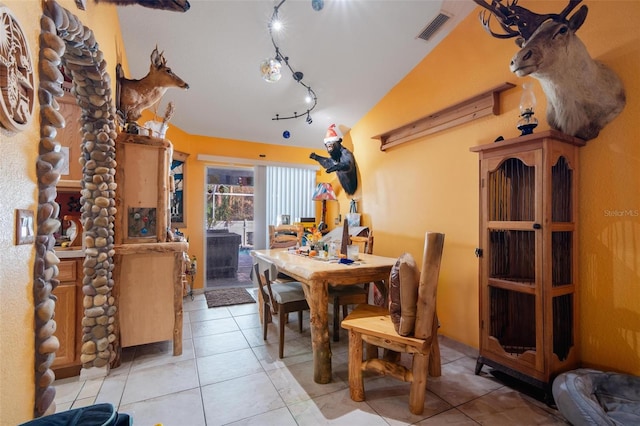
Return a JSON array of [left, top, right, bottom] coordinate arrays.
[[472, 0, 625, 141], [310, 124, 358, 196], [94, 0, 190, 12]]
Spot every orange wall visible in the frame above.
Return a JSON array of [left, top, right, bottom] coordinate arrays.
[[0, 0, 126, 423], [350, 1, 640, 374], [154, 1, 640, 375], [160, 122, 326, 290], [1, 5, 637, 423]]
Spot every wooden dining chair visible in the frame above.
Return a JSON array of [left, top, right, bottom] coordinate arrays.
[[268, 224, 303, 249], [341, 232, 445, 415], [253, 263, 309, 359], [268, 224, 304, 282], [328, 231, 374, 342]]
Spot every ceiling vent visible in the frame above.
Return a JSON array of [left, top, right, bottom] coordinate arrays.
[[416, 12, 451, 41]]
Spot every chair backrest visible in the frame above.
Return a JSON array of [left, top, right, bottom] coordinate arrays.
[[253, 262, 278, 314], [349, 231, 374, 255], [269, 224, 303, 249], [413, 232, 445, 339]]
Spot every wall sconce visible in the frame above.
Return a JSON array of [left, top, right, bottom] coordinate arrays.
[[312, 182, 336, 232], [261, 0, 319, 123]]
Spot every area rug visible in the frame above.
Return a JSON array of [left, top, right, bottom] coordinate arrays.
[[205, 287, 256, 308]]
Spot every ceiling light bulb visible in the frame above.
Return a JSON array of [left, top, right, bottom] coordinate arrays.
[[260, 58, 282, 83], [272, 20, 282, 31], [305, 95, 312, 103]]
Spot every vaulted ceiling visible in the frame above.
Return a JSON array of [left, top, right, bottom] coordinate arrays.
[[117, 0, 475, 148]]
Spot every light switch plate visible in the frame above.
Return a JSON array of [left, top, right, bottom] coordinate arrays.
[[15, 209, 34, 245]]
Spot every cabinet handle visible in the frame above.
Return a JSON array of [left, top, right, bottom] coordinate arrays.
[[475, 248, 483, 258], [533, 223, 542, 230]]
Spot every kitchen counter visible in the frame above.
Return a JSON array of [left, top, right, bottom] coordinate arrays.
[[55, 248, 84, 258]]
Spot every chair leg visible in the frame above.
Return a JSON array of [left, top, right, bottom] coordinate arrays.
[[342, 304, 349, 319], [429, 337, 441, 377], [278, 310, 286, 359], [348, 329, 365, 402], [409, 353, 429, 415], [333, 298, 340, 342], [298, 310, 303, 333], [428, 318, 442, 377], [365, 343, 378, 360], [262, 303, 269, 341]]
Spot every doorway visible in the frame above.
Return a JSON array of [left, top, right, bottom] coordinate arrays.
[[205, 167, 254, 287]]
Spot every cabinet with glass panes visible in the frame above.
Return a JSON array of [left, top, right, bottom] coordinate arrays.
[[470, 130, 584, 400]]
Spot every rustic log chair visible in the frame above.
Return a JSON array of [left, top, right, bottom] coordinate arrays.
[[328, 232, 374, 342], [341, 232, 445, 415], [253, 263, 309, 359], [268, 224, 303, 249]]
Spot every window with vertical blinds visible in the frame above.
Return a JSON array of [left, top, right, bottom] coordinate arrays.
[[266, 166, 316, 227]]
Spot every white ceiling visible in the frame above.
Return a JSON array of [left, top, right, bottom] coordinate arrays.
[[117, 0, 475, 149]]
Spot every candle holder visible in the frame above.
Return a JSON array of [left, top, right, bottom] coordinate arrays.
[[517, 82, 538, 136]]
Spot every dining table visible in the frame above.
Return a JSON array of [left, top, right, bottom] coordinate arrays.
[[251, 248, 397, 384]]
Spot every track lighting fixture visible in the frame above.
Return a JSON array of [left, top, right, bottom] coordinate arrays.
[[261, 0, 318, 123]]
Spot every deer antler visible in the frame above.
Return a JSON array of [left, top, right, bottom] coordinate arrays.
[[472, 0, 583, 41], [473, 0, 519, 39]]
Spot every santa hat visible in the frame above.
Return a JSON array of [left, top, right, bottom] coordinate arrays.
[[324, 124, 341, 144]]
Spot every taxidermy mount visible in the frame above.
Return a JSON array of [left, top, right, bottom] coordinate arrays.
[[116, 46, 189, 134], [473, 0, 625, 141], [310, 124, 358, 196]]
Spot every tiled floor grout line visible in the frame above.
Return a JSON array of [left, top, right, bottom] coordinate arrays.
[[53, 294, 569, 425], [187, 331, 209, 426]]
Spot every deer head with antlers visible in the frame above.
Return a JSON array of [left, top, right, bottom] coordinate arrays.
[[116, 46, 189, 133], [473, 0, 625, 141]]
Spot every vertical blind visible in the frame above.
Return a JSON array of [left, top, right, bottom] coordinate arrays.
[[265, 166, 316, 228]]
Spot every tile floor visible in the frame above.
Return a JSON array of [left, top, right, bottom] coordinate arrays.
[[53, 292, 569, 425]]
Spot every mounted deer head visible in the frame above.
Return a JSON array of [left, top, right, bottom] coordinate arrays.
[[116, 46, 189, 132], [94, 0, 190, 12], [473, 0, 625, 141]]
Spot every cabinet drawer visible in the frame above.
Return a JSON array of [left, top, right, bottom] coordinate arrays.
[[58, 260, 76, 282]]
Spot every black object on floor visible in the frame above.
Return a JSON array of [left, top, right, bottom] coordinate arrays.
[[19, 403, 132, 426]]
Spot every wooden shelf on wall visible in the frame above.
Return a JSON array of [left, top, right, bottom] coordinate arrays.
[[373, 82, 515, 151]]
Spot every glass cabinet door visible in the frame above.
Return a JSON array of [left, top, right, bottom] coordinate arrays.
[[550, 156, 575, 361], [485, 156, 538, 359]]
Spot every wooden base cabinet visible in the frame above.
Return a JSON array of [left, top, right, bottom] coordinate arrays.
[[470, 130, 584, 397], [114, 242, 187, 355], [52, 258, 83, 378]]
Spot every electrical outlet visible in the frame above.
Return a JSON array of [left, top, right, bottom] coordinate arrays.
[[334, 214, 341, 225]]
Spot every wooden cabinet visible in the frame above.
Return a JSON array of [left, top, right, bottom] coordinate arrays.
[[470, 130, 584, 396], [52, 258, 83, 378], [113, 133, 186, 355], [115, 133, 171, 245], [114, 242, 188, 355]]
